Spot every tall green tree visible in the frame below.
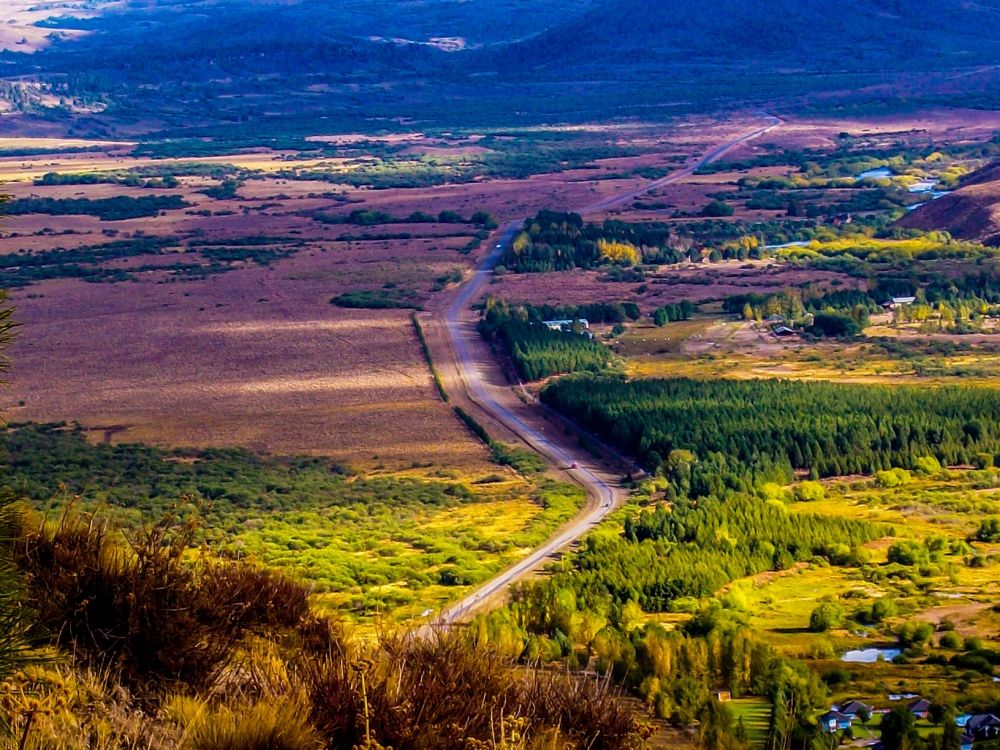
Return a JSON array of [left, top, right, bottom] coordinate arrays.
[[881, 707, 924, 750]]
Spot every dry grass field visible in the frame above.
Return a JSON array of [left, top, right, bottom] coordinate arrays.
[[0, 117, 732, 467], [3, 270, 492, 473], [0, 1, 114, 54]]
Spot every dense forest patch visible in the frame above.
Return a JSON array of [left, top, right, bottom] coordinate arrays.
[[541, 376, 1000, 486]]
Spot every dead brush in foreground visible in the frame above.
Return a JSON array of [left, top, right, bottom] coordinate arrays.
[[7, 505, 647, 749], [15, 503, 324, 693], [303, 632, 643, 750]]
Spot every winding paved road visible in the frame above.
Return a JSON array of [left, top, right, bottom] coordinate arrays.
[[436, 114, 782, 625]]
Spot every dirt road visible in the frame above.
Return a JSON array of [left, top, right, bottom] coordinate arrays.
[[435, 114, 783, 624]]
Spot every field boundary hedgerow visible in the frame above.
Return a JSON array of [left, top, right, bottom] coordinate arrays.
[[412, 313, 449, 403]]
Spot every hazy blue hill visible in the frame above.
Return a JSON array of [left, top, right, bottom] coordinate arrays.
[[489, 0, 1000, 72], [10, 0, 1000, 130], [29, 0, 599, 62]]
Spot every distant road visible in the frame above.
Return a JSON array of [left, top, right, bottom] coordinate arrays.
[[579, 113, 783, 215], [436, 114, 783, 625]]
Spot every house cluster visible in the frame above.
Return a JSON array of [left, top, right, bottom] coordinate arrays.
[[818, 697, 1000, 750]]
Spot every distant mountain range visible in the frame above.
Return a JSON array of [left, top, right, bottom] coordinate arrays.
[[8, 0, 1000, 129], [487, 0, 1000, 73]]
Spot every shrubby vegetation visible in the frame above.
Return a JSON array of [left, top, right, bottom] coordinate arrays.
[[697, 142, 974, 194], [3, 195, 190, 221], [541, 375, 1000, 482], [2, 423, 579, 612], [34, 163, 239, 187], [0, 235, 303, 287], [4, 503, 643, 748], [277, 135, 640, 190], [330, 288, 424, 310]]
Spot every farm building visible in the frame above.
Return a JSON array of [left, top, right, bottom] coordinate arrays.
[[881, 296, 917, 309], [966, 714, 1000, 740], [818, 711, 852, 733], [542, 319, 589, 331], [840, 701, 872, 719], [908, 698, 931, 718]]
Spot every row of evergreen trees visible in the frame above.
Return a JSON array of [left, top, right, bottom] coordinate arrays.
[[496, 322, 611, 381], [541, 375, 1000, 483]]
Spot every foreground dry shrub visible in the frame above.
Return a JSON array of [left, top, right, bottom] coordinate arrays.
[[16, 508, 314, 693], [165, 694, 323, 750], [20, 666, 182, 750], [198, 563, 311, 634], [11, 507, 643, 750], [305, 633, 645, 750], [523, 671, 642, 750]]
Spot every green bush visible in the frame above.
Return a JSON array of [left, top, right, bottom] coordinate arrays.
[[939, 631, 964, 649], [809, 602, 846, 632], [870, 597, 897, 622], [975, 517, 1000, 543], [888, 540, 930, 566], [794, 481, 825, 502], [471, 211, 499, 229], [876, 468, 912, 488], [914, 455, 943, 475], [809, 311, 862, 337], [897, 620, 935, 647], [974, 452, 995, 469], [701, 200, 734, 217]]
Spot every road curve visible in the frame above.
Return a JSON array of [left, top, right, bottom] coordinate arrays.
[[436, 114, 782, 625]]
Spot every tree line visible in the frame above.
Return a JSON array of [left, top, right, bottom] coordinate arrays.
[[500, 211, 695, 273], [541, 375, 1000, 484], [3, 195, 190, 221], [543, 492, 881, 613]]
